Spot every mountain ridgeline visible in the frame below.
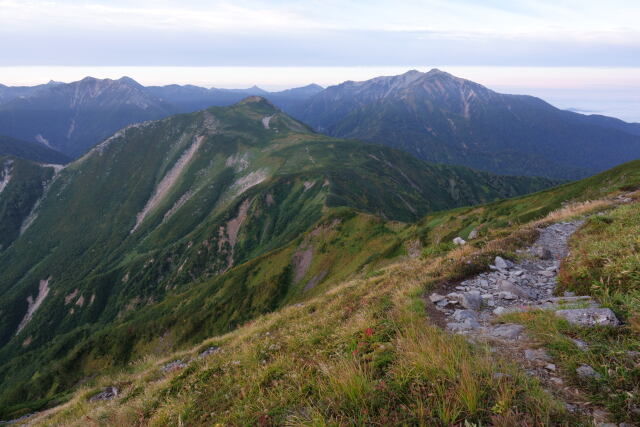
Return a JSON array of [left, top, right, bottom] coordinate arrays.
[[2, 71, 640, 181], [0, 98, 555, 416]]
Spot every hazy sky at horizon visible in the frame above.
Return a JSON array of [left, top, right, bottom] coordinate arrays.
[[2, 0, 639, 68], [1, 1, 639, 120]]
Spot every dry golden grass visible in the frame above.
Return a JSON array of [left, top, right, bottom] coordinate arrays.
[[29, 196, 629, 426]]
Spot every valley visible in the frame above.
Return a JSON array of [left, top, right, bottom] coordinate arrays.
[[0, 97, 557, 419]]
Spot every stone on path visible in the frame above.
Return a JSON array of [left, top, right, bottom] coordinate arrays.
[[555, 308, 620, 327], [494, 256, 509, 270], [460, 291, 482, 310], [524, 348, 551, 362], [498, 279, 532, 299], [487, 323, 524, 340], [493, 306, 507, 315], [452, 309, 477, 322], [429, 293, 445, 303]]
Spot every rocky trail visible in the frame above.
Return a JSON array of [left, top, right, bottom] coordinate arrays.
[[429, 220, 626, 425]]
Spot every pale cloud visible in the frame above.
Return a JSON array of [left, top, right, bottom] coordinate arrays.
[[0, 0, 639, 66]]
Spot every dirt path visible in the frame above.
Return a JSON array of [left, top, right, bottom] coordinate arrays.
[[428, 220, 622, 424]]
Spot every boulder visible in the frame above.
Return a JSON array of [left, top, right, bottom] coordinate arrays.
[[89, 386, 119, 402], [447, 318, 481, 332], [555, 308, 620, 327], [453, 237, 466, 246], [429, 293, 446, 303], [460, 291, 482, 310], [468, 228, 479, 239], [498, 279, 532, 298], [452, 309, 478, 322], [494, 256, 509, 270], [524, 348, 551, 362], [488, 323, 524, 339], [497, 291, 517, 300]]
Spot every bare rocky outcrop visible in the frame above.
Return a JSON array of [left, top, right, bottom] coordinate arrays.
[[262, 115, 274, 129], [218, 199, 250, 271], [292, 245, 313, 283], [132, 135, 205, 233], [0, 159, 13, 194], [227, 169, 268, 200], [16, 277, 51, 335]]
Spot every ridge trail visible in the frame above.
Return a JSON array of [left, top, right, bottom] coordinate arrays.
[[429, 219, 622, 425]]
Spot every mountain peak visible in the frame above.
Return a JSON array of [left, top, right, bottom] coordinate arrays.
[[117, 76, 143, 88], [236, 95, 277, 110]]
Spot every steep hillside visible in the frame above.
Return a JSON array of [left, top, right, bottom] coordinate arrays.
[[0, 77, 175, 157], [0, 156, 58, 251], [0, 98, 553, 417], [0, 135, 70, 164], [289, 69, 640, 179], [14, 159, 640, 425]]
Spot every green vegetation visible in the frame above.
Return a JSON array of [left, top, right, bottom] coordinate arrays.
[[0, 156, 55, 250], [5, 154, 640, 423], [0, 99, 556, 418]]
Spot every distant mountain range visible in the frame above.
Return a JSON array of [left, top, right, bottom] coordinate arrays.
[[1, 70, 639, 179], [0, 135, 70, 164], [286, 69, 640, 179], [0, 78, 322, 158]]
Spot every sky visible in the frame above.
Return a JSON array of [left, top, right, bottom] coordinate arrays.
[[1, 0, 639, 120]]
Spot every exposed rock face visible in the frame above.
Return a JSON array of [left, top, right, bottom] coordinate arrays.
[[16, 277, 51, 335]]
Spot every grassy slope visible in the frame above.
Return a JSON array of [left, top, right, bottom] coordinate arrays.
[[15, 159, 640, 424], [0, 99, 554, 416]]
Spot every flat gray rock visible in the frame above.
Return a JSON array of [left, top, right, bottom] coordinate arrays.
[[498, 279, 532, 299], [429, 293, 446, 303], [524, 348, 551, 362], [452, 309, 478, 322], [460, 291, 482, 310], [488, 323, 524, 339], [555, 308, 620, 327]]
